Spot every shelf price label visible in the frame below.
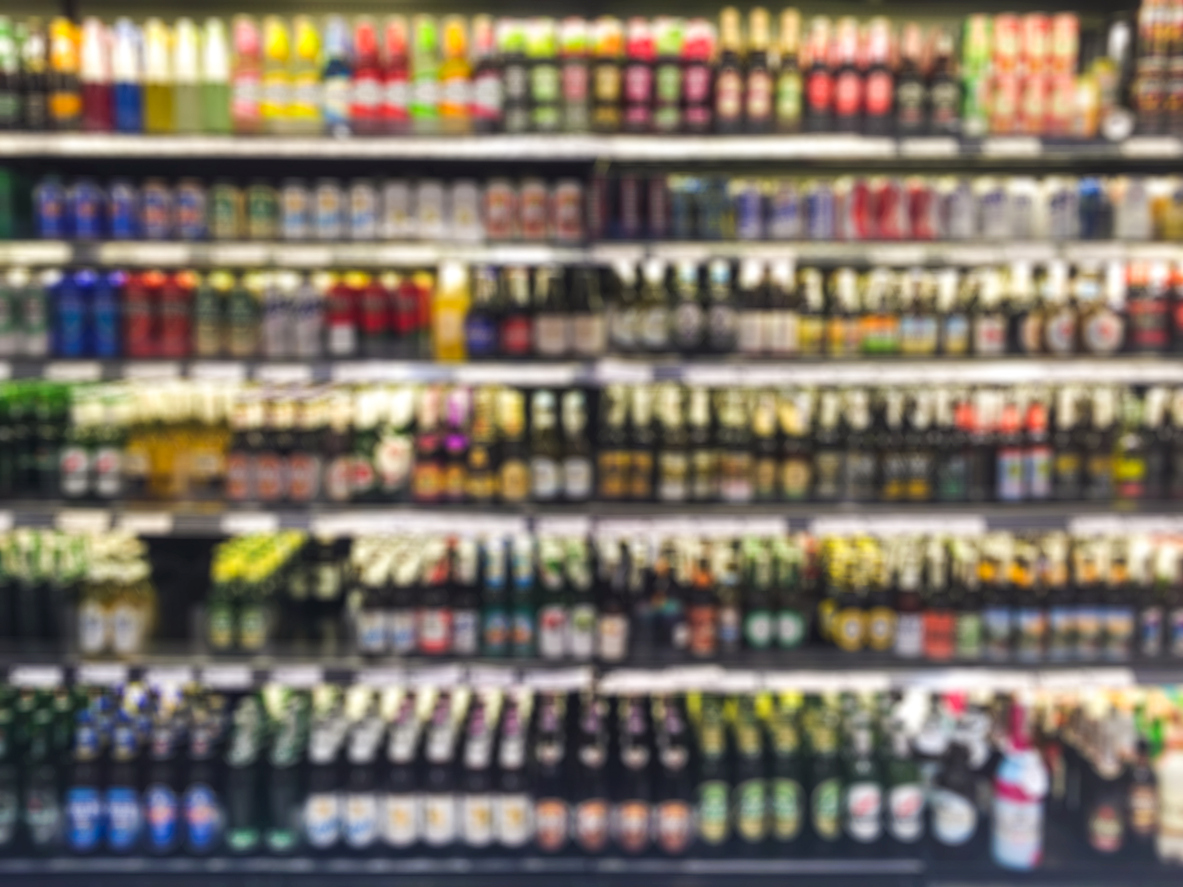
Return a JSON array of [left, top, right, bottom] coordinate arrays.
[[269, 665, 323, 688], [9, 665, 64, 687], [117, 512, 175, 536], [145, 666, 195, 689], [55, 509, 112, 534], [77, 663, 130, 686], [221, 512, 280, 535], [201, 664, 255, 690]]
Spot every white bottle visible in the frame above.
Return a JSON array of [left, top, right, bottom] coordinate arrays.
[[1158, 722, 1183, 864], [992, 702, 1049, 870]]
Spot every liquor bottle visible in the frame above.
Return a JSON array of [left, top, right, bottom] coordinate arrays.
[[410, 15, 440, 135], [832, 17, 862, 133], [714, 8, 743, 133], [1128, 737, 1159, 857], [494, 697, 532, 851], [527, 18, 560, 133], [744, 8, 774, 133], [470, 16, 502, 134], [591, 17, 623, 133], [201, 18, 232, 134], [560, 18, 590, 133], [682, 18, 714, 134], [1085, 713, 1128, 856], [532, 694, 569, 852], [349, 18, 383, 135], [142, 18, 173, 134], [992, 702, 1048, 870], [172, 18, 202, 134], [421, 693, 457, 850], [499, 19, 529, 134], [863, 18, 894, 136], [382, 694, 420, 850], [653, 18, 681, 134], [438, 16, 471, 135], [0, 19, 18, 130], [457, 695, 493, 853], [19, 19, 49, 131], [895, 24, 925, 136], [47, 17, 80, 131], [928, 27, 961, 135], [776, 10, 803, 133], [79, 18, 112, 132]]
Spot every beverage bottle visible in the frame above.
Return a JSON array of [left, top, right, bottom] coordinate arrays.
[[682, 19, 715, 134], [527, 18, 560, 132], [653, 697, 693, 856], [696, 695, 731, 852], [470, 15, 501, 133], [532, 693, 570, 853], [79, 17, 113, 132], [201, 19, 232, 134], [351, 18, 383, 135], [571, 695, 610, 854], [494, 696, 532, 850], [533, 266, 570, 358], [421, 693, 458, 851], [776, 10, 802, 133], [48, 16, 81, 131], [590, 17, 623, 132], [450, 541, 481, 656], [499, 19, 530, 134], [1128, 736, 1159, 858], [714, 8, 743, 133], [808, 712, 843, 854], [64, 708, 104, 855], [172, 18, 202, 134], [382, 694, 420, 850], [380, 16, 410, 135], [438, 16, 471, 135], [745, 8, 774, 133], [180, 702, 223, 855], [20, 698, 62, 855], [767, 705, 804, 849], [230, 16, 263, 134], [733, 701, 769, 848], [1084, 712, 1127, 856], [0, 17, 18, 130], [303, 707, 344, 854], [287, 16, 321, 135], [457, 695, 494, 853], [110, 19, 142, 133], [410, 15, 440, 134], [863, 17, 894, 136], [832, 17, 862, 133], [928, 27, 961, 136], [1158, 717, 1183, 863], [930, 739, 980, 859], [264, 690, 307, 855], [652, 18, 682, 134], [613, 696, 653, 855], [885, 722, 924, 851], [992, 701, 1048, 870], [509, 533, 537, 653], [104, 711, 143, 854], [260, 16, 290, 134], [142, 18, 174, 134], [321, 16, 351, 136], [342, 704, 382, 854], [803, 17, 832, 132], [19, 18, 50, 131], [432, 261, 469, 362], [560, 18, 591, 132]]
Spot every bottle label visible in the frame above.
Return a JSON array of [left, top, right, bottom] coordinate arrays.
[[771, 778, 802, 841], [106, 786, 141, 851], [462, 795, 494, 848], [382, 794, 420, 847], [1088, 802, 1123, 853], [1129, 784, 1158, 837], [419, 608, 452, 655], [992, 796, 1043, 869], [657, 799, 692, 854], [576, 798, 609, 852], [747, 71, 773, 122], [452, 609, 480, 656], [734, 779, 767, 843], [305, 792, 341, 849], [698, 780, 729, 844], [845, 782, 882, 843], [145, 785, 179, 850], [0, 783, 14, 846], [183, 784, 220, 851], [538, 604, 568, 659], [895, 612, 923, 657], [534, 798, 568, 851], [716, 70, 742, 121], [889, 784, 925, 843], [932, 788, 977, 846], [388, 610, 417, 654], [66, 786, 103, 852], [531, 456, 560, 500], [1141, 606, 1164, 657], [614, 800, 651, 852], [424, 794, 457, 846], [745, 610, 773, 649], [811, 778, 841, 841], [345, 794, 378, 849], [495, 794, 532, 847], [358, 609, 387, 654], [597, 614, 628, 661]]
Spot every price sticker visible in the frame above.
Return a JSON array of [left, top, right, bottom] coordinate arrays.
[[9, 665, 63, 688], [221, 512, 280, 535], [269, 666, 323, 688], [254, 364, 313, 385], [45, 361, 102, 382], [117, 512, 175, 536], [469, 666, 517, 688], [123, 362, 182, 381], [356, 668, 405, 688], [77, 663, 129, 686], [523, 667, 593, 691], [145, 666, 195, 688], [201, 664, 255, 690], [55, 509, 112, 534], [408, 665, 463, 688], [189, 362, 247, 383]]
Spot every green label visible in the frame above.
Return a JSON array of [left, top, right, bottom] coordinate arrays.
[[744, 611, 773, 649], [734, 779, 767, 843], [227, 828, 260, 852], [238, 606, 267, 651], [697, 781, 729, 845], [956, 613, 982, 657], [208, 605, 234, 650], [778, 610, 805, 649], [773, 778, 803, 841], [656, 64, 681, 102], [812, 779, 841, 840], [776, 73, 801, 122], [531, 65, 560, 102]]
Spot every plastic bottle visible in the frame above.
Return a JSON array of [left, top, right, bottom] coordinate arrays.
[[48, 16, 81, 131], [201, 19, 231, 134], [261, 16, 290, 134], [992, 701, 1049, 870], [142, 18, 174, 134], [79, 17, 113, 132], [172, 18, 202, 133], [111, 19, 142, 133], [289, 16, 321, 135], [230, 15, 262, 134], [321, 16, 352, 136], [350, 17, 383, 135], [439, 16, 471, 135], [410, 15, 440, 134]]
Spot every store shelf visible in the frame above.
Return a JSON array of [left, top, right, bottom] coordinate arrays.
[[1, 240, 1179, 269], [0, 132, 1179, 163], [5, 356, 1183, 387]]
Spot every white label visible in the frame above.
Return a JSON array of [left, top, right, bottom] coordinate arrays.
[[9, 666, 62, 688], [889, 784, 925, 842], [932, 789, 977, 846], [496, 794, 533, 847], [304, 792, 342, 848], [423, 794, 458, 846], [254, 364, 314, 385], [270, 666, 322, 688], [382, 794, 420, 847], [992, 796, 1043, 869], [55, 509, 111, 534], [145, 667, 194, 689], [76, 663, 128, 686], [45, 361, 101, 382], [117, 512, 174, 536], [345, 794, 379, 849], [220, 512, 280, 535], [201, 665, 254, 689], [189, 362, 248, 382], [462, 795, 495, 847], [123, 362, 181, 380]]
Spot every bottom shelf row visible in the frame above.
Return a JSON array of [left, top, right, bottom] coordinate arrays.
[[0, 680, 1178, 878]]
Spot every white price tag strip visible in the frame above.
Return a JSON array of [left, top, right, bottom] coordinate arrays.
[[665, 666, 726, 692], [535, 516, 593, 538], [117, 512, 175, 536], [523, 667, 593, 691], [45, 361, 102, 382], [900, 137, 958, 157], [145, 667, 194, 688], [270, 665, 323, 688], [468, 666, 518, 688], [714, 670, 760, 694], [0, 512, 13, 533], [56, 509, 112, 534], [454, 364, 579, 387], [408, 665, 463, 688], [189, 362, 247, 382], [593, 360, 654, 384], [9, 665, 63, 688], [201, 664, 255, 690], [254, 364, 313, 385], [1121, 136, 1183, 158], [273, 246, 332, 268], [123, 362, 181, 380], [983, 137, 1041, 157], [599, 669, 669, 694], [208, 243, 272, 266], [356, 668, 405, 688], [221, 512, 280, 535], [77, 663, 129, 686], [762, 670, 890, 693]]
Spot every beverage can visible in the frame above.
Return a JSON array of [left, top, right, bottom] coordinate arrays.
[[140, 178, 174, 240], [873, 177, 907, 241], [733, 180, 765, 241], [348, 179, 379, 241], [646, 174, 668, 240], [450, 179, 483, 243], [109, 179, 139, 240], [835, 177, 871, 241], [69, 179, 105, 242], [975, 177, 1009, 240], [381, 179, 413, 240], [313, 178, 344, 241], [1007, 177, 1037, 240], [35, 178, 68, 239], [415, 179, 446, 240], [554, 178, 584, 243], [280, 179, 310, 241], [483, 178, 517, 240], [176, 178, 208, 241], [246, 181, 278, 240], [907, 178, 939, 241], [210, 182, 244, 241], [519, 178, 550, 240], [941, 177, 976, 240], [805, 179, 834, 240], [769, 180, 802, 240], [1043, 177, 1079, 240]]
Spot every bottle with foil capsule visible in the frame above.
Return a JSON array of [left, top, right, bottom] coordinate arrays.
[[527, 18, 560, 133], [470, 15, 502, 133], [260, 16, 290, 134], [350, 18, 383, 135], [803, 17, 833, 132], [651, 18, 682, 134], [863, 17, 894, 136], [321, 16, 351, 136], [832, 17, 862, 133], [439, 16, 471, 135], [410, 14, 440, 134], [682, 19, 714, 134], [591, 17, 624, 133], [745, 8, 774, 133], [560, 18, 590, 133], [201, 18, 231, 134], [714, 8, 743, 133], [289, 16, 322, 135], [143, 18, 173, 134], [776, 10, 803, 133], [80, 17, 113, 132], [20, 18, 49, 131], [48, 16, 81, 131], [383, 16, 411, 135], [230, 16, 262, 134], [172, 18, 202, 134], [623, 18, 654, 133]]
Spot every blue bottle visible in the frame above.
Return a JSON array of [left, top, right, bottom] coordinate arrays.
[[112, 19, 145, 133], [91, 271, 122, 359], [105, 714, 144, 854], [34, 177, 68, 239], [55, 271, 89, 358], [65, 713, 104, 855]]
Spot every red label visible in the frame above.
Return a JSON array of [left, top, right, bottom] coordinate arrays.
[[684, 65, 711, 104], [624, 64, 652, 102], [834, 70, 863, 117], [806, 70, 833, 112], [501, 316, 533, 355], [255, 454, 284, 501], [865, 71, 893, 116]]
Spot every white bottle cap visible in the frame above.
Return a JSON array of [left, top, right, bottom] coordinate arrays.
[[202, 18, 230, 83], [173, 18, 200, 85]]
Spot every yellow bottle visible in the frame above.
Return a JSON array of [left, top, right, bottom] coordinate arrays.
[[432, 262, 468, 362], [261, 15, 291, 133], [143, 18, 175, 134], [439, 16, 471, 134], [289, 15, 323, 134]]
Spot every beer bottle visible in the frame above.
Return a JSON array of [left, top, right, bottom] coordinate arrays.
[[498, 390, 530, 504], [559, 18, 590, 133], [733, 699, 768, 847], [776, 10, 803, 133], [671, 261, 705, 354], [1143, 387, 1171, 499], [410, 15, 440, 135], [561, 391, 594, 503], [494, 696, 532, 851], [223, 697, 262, 855], [639, 260, 672, 353], [1085, 388, 1117, 501], [622, 18, 654, 133], [931, 740, 980, 859], [1115, 391, 1148, 504], [742, 542, 774, 651], [714, 8, 743, 133], [527, 18, 560, 133], [382, 694, 420, 850], [143, 702, 182, 856], [510, 535, 537, 658], [470, 16, 502, 134], [688, 386, 718, 501], [0, 18, 18, 130], [498, 19, 529, 134], [629, 385, 656, 501], [342, 697, 382, 854], [707, 259, 738, 353], [596, 541, 630, 663], [831, 17, 862, 133], [803, 17, 832, 132], [264, 690, 307, 854], [534, 267, 571, 358], [894, 24, 925, 136], [537, 538, 569, 660], [682, 18, 715, 134], [613, 696, 653, 855], [745, 9, 774, 133], [1127, 736, 1159, 857], [481, 539, 509, 657], [886, 722, 925, 851], [567, 540, 597, 661], [19, 19, 49, 131], [458, 694, 494, 853], [467, 388, 498, 505], [656, 384, 689, 503], [653, 18, 682, 134], [927, 27, 961, 136], [104, 708, 144, 854], [687, 552, 719, 659], [736, 259, 767, 357], [418, 541, 453, 657], [530, 390, 562, 503], [863, 18, 894, 136], [768, 703, 804, 847], [532, 693, 569, 853], [590, 17, 623, 133], [573, 695, 611, 854], [421, 693, 457, 850], [451, 540, 481, 658], [808, 710, 842, 854], [570, 268, 607, 358], [499, 267, 533, 358]]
